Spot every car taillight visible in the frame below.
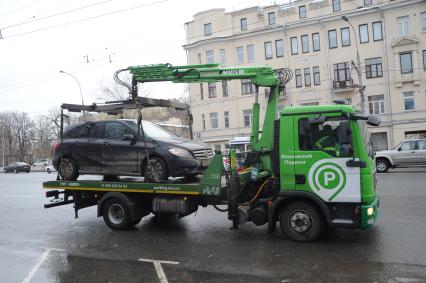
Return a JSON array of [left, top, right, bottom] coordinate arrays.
[[52, 142, 60, 152]]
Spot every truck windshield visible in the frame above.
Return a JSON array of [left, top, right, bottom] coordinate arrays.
[[123, 120, 176, 138], [357, 120, 374, 158]]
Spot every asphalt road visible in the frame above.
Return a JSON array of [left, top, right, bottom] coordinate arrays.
[[0, 168, 426, 283]]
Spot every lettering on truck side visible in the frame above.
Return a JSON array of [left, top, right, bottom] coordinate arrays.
[[280, 154, 312, 165], [220, 70, 245, 75]]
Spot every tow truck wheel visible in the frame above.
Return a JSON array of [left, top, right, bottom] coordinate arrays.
[[376, 159, 389, 173], [102, 198, 132, 230], [59, 157, 79, 181], [280, 201, 325, 242]]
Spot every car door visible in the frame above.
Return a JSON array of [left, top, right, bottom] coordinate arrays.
[[393, 141, 416, 165], [415, 140, 426, 165], [102, 121, 139, 175], [70, 123, 103, 173], [294, 114, 361, 203]]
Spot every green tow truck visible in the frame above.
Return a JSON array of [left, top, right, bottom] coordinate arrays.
[[43, 63, 380, 241]]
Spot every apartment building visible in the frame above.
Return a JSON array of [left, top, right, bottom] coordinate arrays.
[[183, 0, 426, 151]]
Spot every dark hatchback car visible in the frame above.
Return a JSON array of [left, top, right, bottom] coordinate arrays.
[[3, 162, 31, 173], [52, 120, 213, 181]]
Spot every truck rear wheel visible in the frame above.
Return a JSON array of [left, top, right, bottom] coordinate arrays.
[[280, 201, 325, 242], [102, 198, 132, 230]]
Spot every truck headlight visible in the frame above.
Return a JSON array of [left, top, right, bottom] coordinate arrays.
[[367, 207, 374, 216], [169, 148, 193, 159]]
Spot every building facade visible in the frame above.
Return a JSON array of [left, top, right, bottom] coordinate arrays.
[[183, 0, 426, 151]]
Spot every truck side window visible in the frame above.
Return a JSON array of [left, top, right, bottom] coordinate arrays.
[[298, 117, 353, 157]]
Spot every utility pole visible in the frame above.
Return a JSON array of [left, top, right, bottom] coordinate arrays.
[[342, 16, 366, 114]]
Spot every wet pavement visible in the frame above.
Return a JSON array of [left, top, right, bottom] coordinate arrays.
[[1, 168, 426, 283]]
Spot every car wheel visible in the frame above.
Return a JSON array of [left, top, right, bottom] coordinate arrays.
[[59, 157, 79, 181], [144, 157, 168, 182], [47, 168, 51, 174], [14, 168, 18, 174], [376, 159, 389, 173], [280, 201, 325, 242], [102, 198, 132, 230]]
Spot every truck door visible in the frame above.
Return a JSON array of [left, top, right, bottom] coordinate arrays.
[[293, 114, 361, 203]]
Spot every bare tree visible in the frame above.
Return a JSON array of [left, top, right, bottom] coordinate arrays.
[[11, 112, 34, 162], [33, 114, 56, 160]]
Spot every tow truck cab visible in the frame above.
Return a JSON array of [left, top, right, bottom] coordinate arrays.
[[275, 105, 379, 230]]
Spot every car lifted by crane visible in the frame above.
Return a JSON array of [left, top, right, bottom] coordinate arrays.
[[43, 63, 380, 241]]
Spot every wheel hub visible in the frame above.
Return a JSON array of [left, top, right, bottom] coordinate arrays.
[[289, 210, 312, 234], [108, 204, 125, 224]]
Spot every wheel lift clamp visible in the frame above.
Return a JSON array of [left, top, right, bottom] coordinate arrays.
[[44, 63, 292, 228]]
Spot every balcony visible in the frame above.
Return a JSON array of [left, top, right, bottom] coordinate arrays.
[[333, 79, 356, 94]]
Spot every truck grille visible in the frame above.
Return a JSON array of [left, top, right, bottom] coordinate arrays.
[[193, 149, 213, 160]]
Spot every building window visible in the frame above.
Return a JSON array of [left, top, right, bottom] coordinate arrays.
[[328, 30, 337, 49], [332, 0, 341, 12], [312, 33, 320, 51], [333, 62, 350, 82], [202, 114, 206, 130], [241, 18, 247, 31], [365, 57, 383, 78], [423, 50, 426, 70], [301, 35, 309, 53], [368, 95, 385, 115], [397, 16, 409, 36], [359, 24, 369, 43], [243, 109, 253, 127], [403, 92, 415, 111], [299, 6, 307, 19], [275, 39, 284, 57], [364, 0, 372, 6], [400, 52, 413, 74], [304, 68, 311, 86], [222, 81, 228, 97], [247, 44, 255, 63], [372, 21, 383, 41], [206, 50, 214, 64], [241, 79, 255, 94], [422, 12, 426, 33], [208, 82, 216, 98], [341, 27, 350, 47], [264, 41, 273, 59], [313, 66, 320, 85], [236, 46, 244, 64], [200, 83, 204, 100], [204, 23, 212, 36], [295, 69, 302, 88], [268, 12, 275, 25], [290, 37, 298, 55], [220, 49, 226, 66], [210, 112, 218, 129], [224, 111, 229, 128]]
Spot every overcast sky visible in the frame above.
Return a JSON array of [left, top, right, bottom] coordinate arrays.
[[0, 0, 274, 115]]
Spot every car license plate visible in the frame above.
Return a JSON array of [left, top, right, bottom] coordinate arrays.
[[201, 159, 211, 167]]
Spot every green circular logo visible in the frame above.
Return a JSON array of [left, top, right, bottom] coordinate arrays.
[[309, 162, 347, 201]]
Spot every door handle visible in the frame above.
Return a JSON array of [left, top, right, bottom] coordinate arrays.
[[103, 141, 111, 146], [411, 151, 415, 153]]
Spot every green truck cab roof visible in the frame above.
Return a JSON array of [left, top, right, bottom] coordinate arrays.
[[281, 104, 356, 116]]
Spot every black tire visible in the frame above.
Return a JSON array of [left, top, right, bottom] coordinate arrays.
[[102, 198, 132, 230], [280, 201, 325, 242], [26, 170, 30, 173], [376, 158, 389, 173], [144, 157, 168, 182], [47, 168, 51, 174], [58, 157, 79, 181]]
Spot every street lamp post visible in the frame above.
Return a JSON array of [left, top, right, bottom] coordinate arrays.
[[342, 16, 366, 114], [59, 70, 86, 120]]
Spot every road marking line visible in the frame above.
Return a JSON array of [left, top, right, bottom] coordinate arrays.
[[138, 258, 179, 283], [21, 248, 65, 283]]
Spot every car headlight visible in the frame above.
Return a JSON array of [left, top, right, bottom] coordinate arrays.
[[169, 147, 193, 159]]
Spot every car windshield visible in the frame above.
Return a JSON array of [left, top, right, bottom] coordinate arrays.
[[123, 120, 176, 138]]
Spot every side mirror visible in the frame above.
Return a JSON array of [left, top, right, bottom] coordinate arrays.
[[367, 115, 380, 126], [123, 133, 136, 141], [397, 147, 402, 152]]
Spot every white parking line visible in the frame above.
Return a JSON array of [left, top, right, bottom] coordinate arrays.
[[138, 258, 179, 283], [22, 248, 65, 283]]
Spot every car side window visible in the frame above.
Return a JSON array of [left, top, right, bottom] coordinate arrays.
[[417, 141, 426, 150], [105, 122, 133, 140], [400, 141, 415, 151]]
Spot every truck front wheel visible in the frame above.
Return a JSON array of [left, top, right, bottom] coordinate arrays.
[[102, 198, 132, 230], [280, 201, 325, 242]]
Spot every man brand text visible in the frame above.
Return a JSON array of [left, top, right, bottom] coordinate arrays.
[[221, 70, 244, 75]]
